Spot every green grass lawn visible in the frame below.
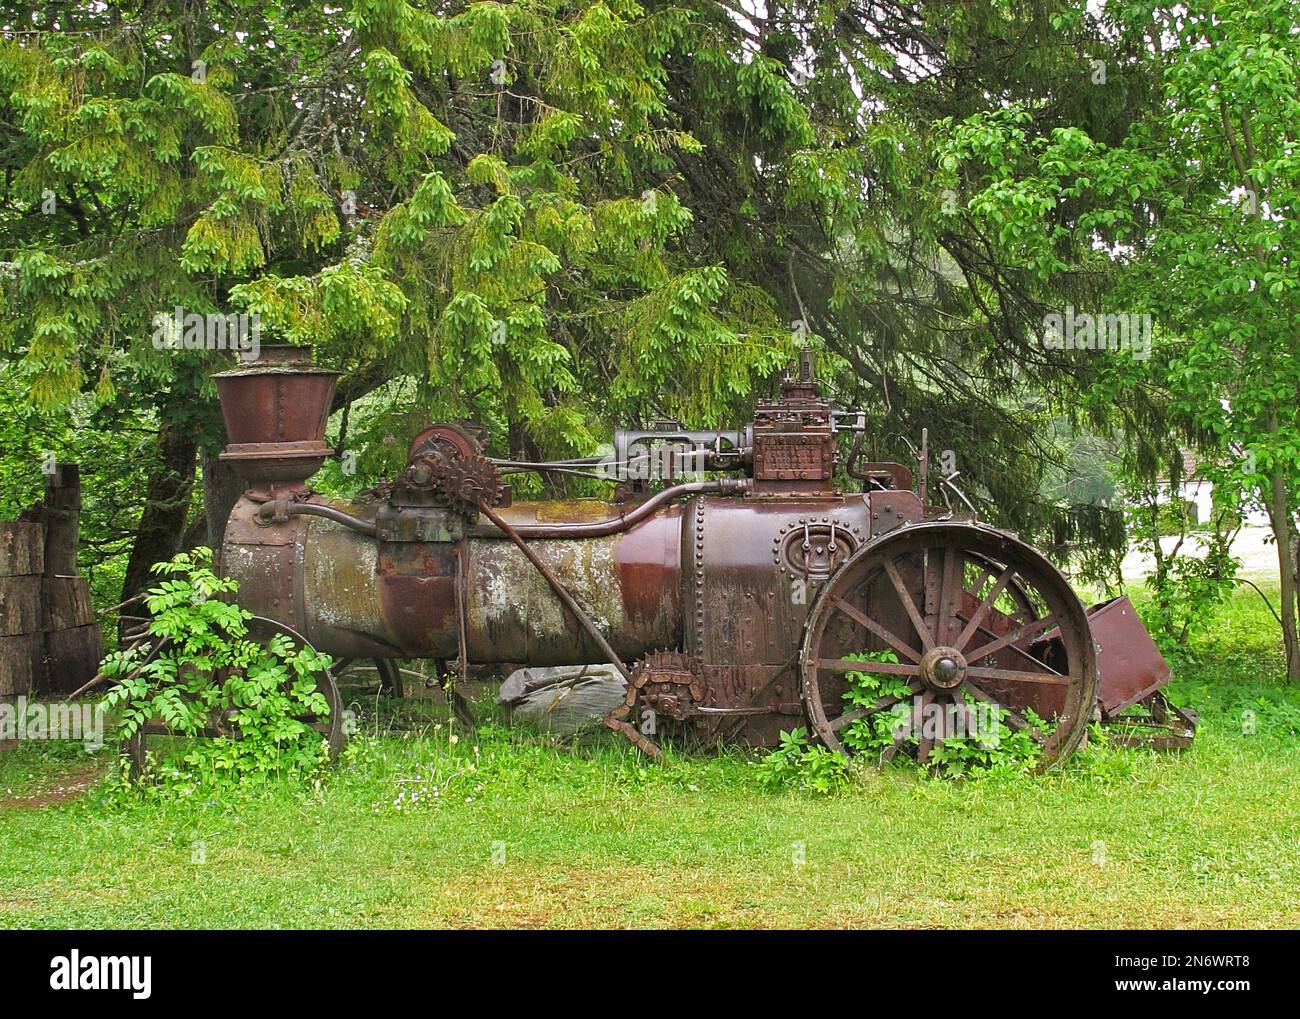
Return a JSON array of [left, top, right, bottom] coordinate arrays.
[[2, 586, 1298, 929]]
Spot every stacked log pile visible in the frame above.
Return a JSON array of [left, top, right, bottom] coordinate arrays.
[[0, 464, 102, 699]]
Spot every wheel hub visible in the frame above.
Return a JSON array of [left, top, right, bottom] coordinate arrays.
[[919, 645, 966, 691]]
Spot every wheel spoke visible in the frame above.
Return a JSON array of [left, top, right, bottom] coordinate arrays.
[[827, 680, 922, 732], [951, 687, 974, 737], [955, 565, 1015, 650], [962, 681, 1045, 743], [817, 657, 921, 677], [965, 665, 1068, 686], [832, 597, 922, 663], [914, 690, 935, 763], [959, 612, 1067, 672], [882, 557, 934, 650], [964, 612, 1058, 665], [935, 545, 962, 647]]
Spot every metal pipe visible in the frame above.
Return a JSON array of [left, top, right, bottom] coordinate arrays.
[[475, 478, 749, 539], [257, 500, 378, 536], [256, 478, 746, 542], [489, 457, 606, 468]]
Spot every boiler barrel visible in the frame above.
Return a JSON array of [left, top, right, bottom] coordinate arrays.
[[221, 496, 684, 664]]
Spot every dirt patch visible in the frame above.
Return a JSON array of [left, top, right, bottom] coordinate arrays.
[[0, 761, 102, 810]]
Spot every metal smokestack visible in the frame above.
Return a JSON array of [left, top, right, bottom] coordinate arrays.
[[214, 345, 339, 500]]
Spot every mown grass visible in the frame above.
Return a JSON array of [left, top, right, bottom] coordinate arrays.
[[1, 585, 1297, 929]]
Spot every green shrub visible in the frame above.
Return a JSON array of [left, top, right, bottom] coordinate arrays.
[[758, 650, 1052, 790], [100, 548, 336, 793], [755, 727, 850, 794]]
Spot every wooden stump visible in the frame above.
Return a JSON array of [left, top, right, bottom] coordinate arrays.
[[0, 467, 102, 700], [0, 575, 43, 636], [41, 463, 82, 577], [41, 577, 94, 631], [45, 625, 104, 695], [0, 632, 43, 697], [0, 521, 44, 577]]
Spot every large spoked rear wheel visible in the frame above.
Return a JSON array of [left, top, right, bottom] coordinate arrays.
[[800, 522, 1097, 771]]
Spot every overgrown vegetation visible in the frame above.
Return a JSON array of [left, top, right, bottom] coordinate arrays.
[[758, 650, 1055, 791], [1, 587, 1295, 928], [100, 548, 337, 792]]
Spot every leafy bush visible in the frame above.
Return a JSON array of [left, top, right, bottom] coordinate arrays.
[[758, 650, 1051, 790], [1122, 486, 1240, 649], [100, 548, 336, 792], [840, 651, 1049, 778], [755, 727, 850, 794]]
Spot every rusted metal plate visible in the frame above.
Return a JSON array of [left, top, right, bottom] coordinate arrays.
[[1087, 596, 1172, 717], [221, 499, 303, 631], [866, 489, 923, 537], [689, 496, 871, 668], [476, 499, 623, 527], [614, 507, 683, 634], [466, 530, 674, 664], [753, 432, 833, 482], [377, 537, 462, 658], [304, 519, 407, 658], [698, 663, 803, 746]]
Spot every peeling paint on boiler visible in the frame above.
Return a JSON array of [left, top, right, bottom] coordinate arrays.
[[303, 520, 382, 632]]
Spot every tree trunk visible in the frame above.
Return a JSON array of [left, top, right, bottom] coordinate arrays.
[[1293, 525, 1300, 637], [179, 511, 207, 552], [120, 420, 198, 602], [1265, 467, 1300, 682]]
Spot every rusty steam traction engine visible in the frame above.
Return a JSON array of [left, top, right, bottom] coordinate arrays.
[[211, 346, 1187, 768]]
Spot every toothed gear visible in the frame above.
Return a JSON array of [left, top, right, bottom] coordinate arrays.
[[603, 650, 703, 756], [431, 453, 501, 511]]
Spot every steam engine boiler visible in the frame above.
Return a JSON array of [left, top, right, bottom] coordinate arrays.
[[214, 346, 1182, 766]]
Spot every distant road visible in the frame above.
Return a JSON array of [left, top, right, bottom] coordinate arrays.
[[1121, 525, 1280, 585]]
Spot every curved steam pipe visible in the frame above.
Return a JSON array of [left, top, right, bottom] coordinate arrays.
[[474, 478, 750, 538], [256, 500, 378, 535], [256, 477, 750, 540]]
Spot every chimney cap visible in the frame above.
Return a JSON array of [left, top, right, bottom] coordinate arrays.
[[213, 344, 340, 378]]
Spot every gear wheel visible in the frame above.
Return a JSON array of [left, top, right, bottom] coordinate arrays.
[[430, 453, 501, 512], [603, 650, 703, 757], [397, 449, 501, 514]]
